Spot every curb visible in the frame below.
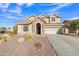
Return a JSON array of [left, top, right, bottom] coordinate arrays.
[[46, 36, 57, 56]]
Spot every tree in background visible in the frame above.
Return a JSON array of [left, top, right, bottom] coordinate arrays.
[[13, 26, 17, 34], [0, 27, 7, 31], [70, 19, 79, 34]]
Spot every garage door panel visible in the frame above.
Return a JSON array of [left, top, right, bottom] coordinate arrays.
[[44, 28, 59, 34]]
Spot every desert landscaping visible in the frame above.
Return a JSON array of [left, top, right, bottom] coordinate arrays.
[[0, 32, 56, 56]]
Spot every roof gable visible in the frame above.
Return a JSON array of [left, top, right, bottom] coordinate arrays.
[[52, 14, 61, 18], [17, 15, 36, 25], [36, 17, 46, 23], [39, 14, 50, 23], [39, 14, 47, 17], [27, 14, 36, 20], [17, 14, 61, 25]]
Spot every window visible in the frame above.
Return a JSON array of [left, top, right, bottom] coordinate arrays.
[[23, 25, 28, 31], [52, 17, 55, 21]]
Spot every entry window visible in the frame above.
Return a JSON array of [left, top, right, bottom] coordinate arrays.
[[52, 17, 55, 21], [23, 25, 28, 31]]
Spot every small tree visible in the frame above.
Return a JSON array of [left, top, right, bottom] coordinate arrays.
[[70, 19, 79, 34], [0, 27, 7, 31], [13, 26, 17, 34]]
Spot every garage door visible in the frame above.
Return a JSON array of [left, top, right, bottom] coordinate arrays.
[[44, 28, 59, 34]]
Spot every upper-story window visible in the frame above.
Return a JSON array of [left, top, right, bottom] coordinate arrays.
[[23, 25, 28, 31], [52, 17, 55, 21]]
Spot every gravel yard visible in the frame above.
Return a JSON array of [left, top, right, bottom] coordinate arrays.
[[0, 35, 55, 56]]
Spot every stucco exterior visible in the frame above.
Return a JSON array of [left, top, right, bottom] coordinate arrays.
[[17, 14, 62, 35]]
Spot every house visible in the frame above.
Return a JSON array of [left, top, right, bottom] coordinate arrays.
[[17, 14, 62, 35], [62, 20, 71, 34], [62, 20, 79, 35]]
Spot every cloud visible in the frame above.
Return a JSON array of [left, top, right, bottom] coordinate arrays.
[[0, 3, 10, 8], [17, 3, 24, 6], [0, 3, 22, 14], [0, 3, 10, 12], [26, 3, 34, 7], [47, 3, 72, 14], [9, 6, 22, 14], [0, 12, 25, 21], [66, 17, 79, 20], [5, 15, 19, 19], [17, 3, 34, 7], [52, 3, 72, 12], [0, 14, 18, 20], [0, 3, 34, 14]]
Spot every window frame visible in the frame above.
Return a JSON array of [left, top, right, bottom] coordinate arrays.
[[52, 17, 55, 21], [23, 25, 28, 32]]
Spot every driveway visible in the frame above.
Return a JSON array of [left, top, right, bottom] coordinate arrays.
[[47, 34, 79, 56]]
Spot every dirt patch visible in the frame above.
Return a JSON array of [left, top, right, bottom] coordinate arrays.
[[0, 35, 55, 56]]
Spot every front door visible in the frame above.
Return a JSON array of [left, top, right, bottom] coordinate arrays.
[[36, 23, 41, 35]]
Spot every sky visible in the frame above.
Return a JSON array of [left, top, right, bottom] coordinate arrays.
[[0, 3, 79, 28]]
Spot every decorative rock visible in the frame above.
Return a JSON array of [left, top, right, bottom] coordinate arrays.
[[18, 38, 25, 43]]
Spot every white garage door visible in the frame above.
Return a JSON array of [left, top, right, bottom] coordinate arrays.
[[44, 28, 59, 34]]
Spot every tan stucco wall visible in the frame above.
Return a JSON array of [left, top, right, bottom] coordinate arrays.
[[64, 28, 69, 34], [28, 24, 33, 34], [17, 25, 23, 33], [44, 17, 50, 23], [17, 24, 33, 35], [39, 14, 50, 23], [50, 15, 61, 23]]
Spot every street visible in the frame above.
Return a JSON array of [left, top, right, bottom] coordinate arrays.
[[47, 34, 79, 56]]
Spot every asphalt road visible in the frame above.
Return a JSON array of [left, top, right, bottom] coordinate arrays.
[[47, 34, 79, 56]]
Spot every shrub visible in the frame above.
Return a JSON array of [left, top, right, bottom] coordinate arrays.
[[0, 33, 13, 41], [34, 42, 44, 51], [1, 34, 9, 41], [13, 26, 17, 34], [7, 32, 14, 37], [24, 33, 34, 41], [0, 35, 2, 40]]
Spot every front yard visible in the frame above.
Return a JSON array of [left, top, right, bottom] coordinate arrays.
[[0, 34, 55, 56]]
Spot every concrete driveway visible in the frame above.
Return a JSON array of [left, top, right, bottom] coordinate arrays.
[[47, 34, 79, 56]]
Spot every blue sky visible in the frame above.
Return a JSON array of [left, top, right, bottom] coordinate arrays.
[[0, 3, 79, 28]]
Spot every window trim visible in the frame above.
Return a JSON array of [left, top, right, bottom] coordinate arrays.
[[52, 17, 55, 21], [23, 25, 28, 32]]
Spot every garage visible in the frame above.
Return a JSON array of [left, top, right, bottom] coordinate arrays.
[[44, 27, 60, 34]]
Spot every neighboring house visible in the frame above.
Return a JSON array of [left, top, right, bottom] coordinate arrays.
[[62, 20, 71, 34], [17, 14, 62, 35], [63, 20, 79, 34]]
